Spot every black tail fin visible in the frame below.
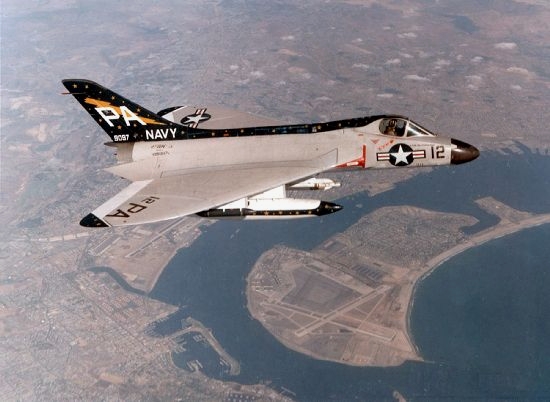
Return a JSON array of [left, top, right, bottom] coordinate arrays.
[[62, 79, 182, 142]]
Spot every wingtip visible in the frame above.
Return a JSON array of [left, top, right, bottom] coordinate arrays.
[[80, 213, 109, 228]]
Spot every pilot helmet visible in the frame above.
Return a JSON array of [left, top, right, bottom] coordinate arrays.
[[388, 119, 396, 127]]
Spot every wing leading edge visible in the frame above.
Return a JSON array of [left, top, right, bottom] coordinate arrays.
[[81, 150, 338, 227]]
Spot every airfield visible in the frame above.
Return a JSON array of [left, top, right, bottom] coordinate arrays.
[[247, 197, 550, 366]]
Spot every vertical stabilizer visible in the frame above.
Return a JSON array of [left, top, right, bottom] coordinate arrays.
[[62, 79, 182, 142]]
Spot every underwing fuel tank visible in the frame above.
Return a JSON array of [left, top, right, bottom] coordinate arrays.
[[197, 198, 342, 219]]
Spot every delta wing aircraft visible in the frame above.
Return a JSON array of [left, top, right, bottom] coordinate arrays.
[[63, 79, 479, 227]]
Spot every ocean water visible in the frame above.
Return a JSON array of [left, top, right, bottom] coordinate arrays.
[[149, 150, 550, 400], [411, 224, 550, 397]]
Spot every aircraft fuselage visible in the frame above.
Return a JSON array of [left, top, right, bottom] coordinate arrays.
[[108, 117, 470, 183]]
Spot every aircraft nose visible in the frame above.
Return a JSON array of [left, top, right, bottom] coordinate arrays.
[[451, 139, 480, 165], [316, 201, 343, 216]]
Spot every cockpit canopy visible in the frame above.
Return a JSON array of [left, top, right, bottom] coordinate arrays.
[[378, 117, 435, 137]]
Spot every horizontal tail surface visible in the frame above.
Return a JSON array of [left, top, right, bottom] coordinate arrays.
[[62, 79, 182, 142]]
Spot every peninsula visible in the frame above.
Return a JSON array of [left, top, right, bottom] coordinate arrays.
[[247, 197, 550, 366]]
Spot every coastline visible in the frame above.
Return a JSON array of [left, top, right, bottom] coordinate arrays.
[[405, 215, 550, 357], [90, 202, 550, 369], [247, 204, 550, 367], [87, 189, 550, 370]]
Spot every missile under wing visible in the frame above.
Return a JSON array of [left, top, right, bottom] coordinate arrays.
[[62, 79, 479, 227]]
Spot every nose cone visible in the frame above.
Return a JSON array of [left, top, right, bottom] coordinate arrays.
[[316, 201, 343, 216], [451, 139, 480, 165]]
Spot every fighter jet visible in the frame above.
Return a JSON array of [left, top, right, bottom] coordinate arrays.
[[62, 79, 479, 227]]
